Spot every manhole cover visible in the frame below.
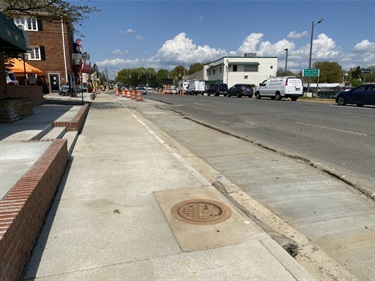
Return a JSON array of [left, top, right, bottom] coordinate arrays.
[[172, 199, 231, 225]]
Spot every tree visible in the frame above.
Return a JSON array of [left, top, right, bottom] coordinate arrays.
[[349, 66, 363, 87], [276, 68, 295, 77], [1, 0, 99, 34], [312, 61, 342, 83], [170, 65, 186, 83], [155, 69, 170, 87], [188, 63, 204, 75]]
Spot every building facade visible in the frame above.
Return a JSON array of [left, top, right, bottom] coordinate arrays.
[[203, 54, 278, 88], [13, 15, 76, 93]]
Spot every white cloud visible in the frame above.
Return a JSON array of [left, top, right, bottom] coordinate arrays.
[[135, 34, 144, 41], [100, 32, 375, 78], [111, 49, 129, 56], [236, 33, 294, 57], [151, 33, 226, 67], [127, 29, 135, 34], [287, 31, 308, 39], [237, 33, 263, 55], [313, 34, 340, 59], [353, 39, 375, 52]]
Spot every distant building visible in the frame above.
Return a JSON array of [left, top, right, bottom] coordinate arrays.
[[203, 54, 278, 88], [10, 13, 84, 92]]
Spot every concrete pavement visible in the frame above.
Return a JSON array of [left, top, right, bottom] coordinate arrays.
[[16, 92, 314, 280]]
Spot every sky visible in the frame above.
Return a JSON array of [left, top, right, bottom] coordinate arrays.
[[71, 0, 375, 79]]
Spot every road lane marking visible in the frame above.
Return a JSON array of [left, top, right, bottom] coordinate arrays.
[[297, 121, 368, 136], [193, 103, 209, 107]]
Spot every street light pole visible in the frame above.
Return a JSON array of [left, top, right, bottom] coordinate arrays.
[[284, 48, 288, 76], [181, 60, 185, 80], [308, 19, 323, 93]]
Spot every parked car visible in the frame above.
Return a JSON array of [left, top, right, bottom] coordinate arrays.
[[207, 83, 228, 96], [137, 87, 147, 95], [336, 84, 375, 106], [6, 71, 19, 85], [227, 84, 253, 98]]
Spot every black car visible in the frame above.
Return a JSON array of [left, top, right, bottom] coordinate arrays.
[[336, 84, 375, 106], [207, 83, 228, 96], [227, 84, 253, 98]]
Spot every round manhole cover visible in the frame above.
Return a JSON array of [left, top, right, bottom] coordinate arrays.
[[172, 199, 231, 225]]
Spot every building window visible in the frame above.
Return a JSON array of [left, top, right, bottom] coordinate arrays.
[[27, 47, 41, 60], [220, 67, 222, 73], [233, 65, 237, 72], [244, 65, 258, 72], [213, 69, 216, 75], [14, 17, 39, 31]]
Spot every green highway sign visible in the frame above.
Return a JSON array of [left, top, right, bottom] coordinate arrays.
[[303, 68, 320, 77]]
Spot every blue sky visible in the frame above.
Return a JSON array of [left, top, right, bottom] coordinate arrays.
[[72, 0, 375, 78]]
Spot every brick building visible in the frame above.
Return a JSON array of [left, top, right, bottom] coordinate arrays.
[[12, 14, 78, 93]]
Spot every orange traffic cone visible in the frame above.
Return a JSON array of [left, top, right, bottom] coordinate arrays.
[[122, 89, 126, 97], [115, 89, 119, 96], [131, 90, 136, 100], [136, 90, 143, 101]]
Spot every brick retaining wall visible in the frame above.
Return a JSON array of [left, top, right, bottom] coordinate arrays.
[[0, 139, 68, 281], [54, 104, 90, 132], [7, 86, 44, 107], [0, 98, 33, 123]]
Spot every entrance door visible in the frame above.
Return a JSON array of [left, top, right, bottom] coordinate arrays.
[[49, 74, 60, 92]]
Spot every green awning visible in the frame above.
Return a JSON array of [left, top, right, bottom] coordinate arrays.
[[0, 12, 27, 52], [207, 63, 224, 70]]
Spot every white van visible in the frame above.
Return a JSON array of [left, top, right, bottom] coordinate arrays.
[[177, 80, 189, 94], [255, 77, 303, 101], [186, 80, 205, 95]]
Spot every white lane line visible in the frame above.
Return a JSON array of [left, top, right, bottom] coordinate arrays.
[[297, 121, 368, 136]]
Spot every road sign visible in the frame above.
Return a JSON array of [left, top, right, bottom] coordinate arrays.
[[72, 53, 82, 60], [361, 69, 371, 74], [303, 68, 320, 77], [71, 53, 90, 60], [82, 53, 90, 60]]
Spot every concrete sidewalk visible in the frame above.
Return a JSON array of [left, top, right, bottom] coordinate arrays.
[[22, 93, 314, 280]]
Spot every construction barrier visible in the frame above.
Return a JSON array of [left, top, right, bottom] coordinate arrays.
[[126, 90, 131, 98], [122, 89, 126, 97], [115, 89, 119, 96], [136, 90, 143, 102], [131, 90, 136, 100]]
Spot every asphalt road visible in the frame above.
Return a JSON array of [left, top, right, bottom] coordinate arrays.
[[145, 92, 375, 197]]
